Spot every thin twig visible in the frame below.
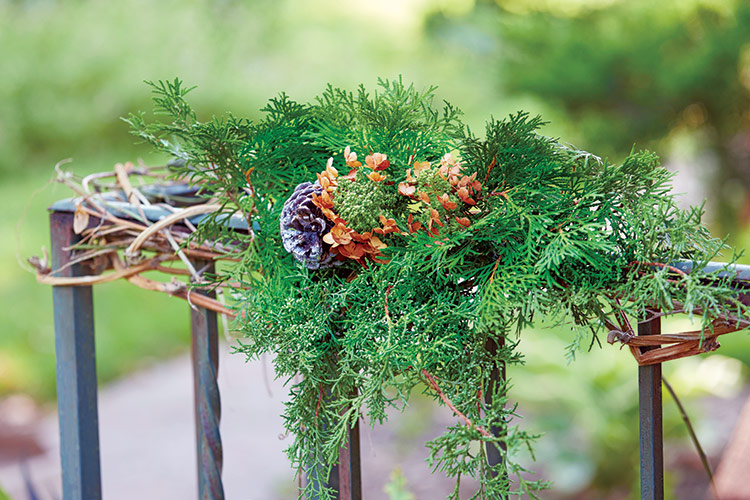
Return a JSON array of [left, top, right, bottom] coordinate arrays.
[[124, 203, 221, 256], [422, 369, 491, 438], [488, 255, 502, 285], [662, 377, 720, 500], [112, 257, 237, 318], [630, 261, 688, 278], [36, 256, 172, 286]]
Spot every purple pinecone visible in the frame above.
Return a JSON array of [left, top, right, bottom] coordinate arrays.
[[280, 182, 337, 269]]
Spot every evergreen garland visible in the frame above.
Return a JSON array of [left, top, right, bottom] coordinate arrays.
[[126, 78, 747, 499]]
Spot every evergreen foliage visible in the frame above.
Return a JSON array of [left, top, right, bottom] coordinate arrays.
[[127, 78, 747, 499]]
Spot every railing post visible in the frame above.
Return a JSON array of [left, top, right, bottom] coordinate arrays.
[[484, 336, 506, 473], [50, 211, 103, 500], [638, 316, 664, 500], [190, 262, 224, 500], [337, 410, 362, 500]]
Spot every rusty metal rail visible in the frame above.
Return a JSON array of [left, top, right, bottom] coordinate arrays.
[[47, 200, 750, 500]]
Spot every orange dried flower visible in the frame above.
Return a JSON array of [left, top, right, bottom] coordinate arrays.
[[323, 222, 353, 247], [312, 190, 334, 210], [413, 161, 430, 175], [351, 230, 373, 243], [430, 208, 444, 227], [455, 217, 471, 228], [419, 191, 431, 204], [456, 187, 476, 205], [375, 215, 399, 235], [367, 171, 386, 183], [339, 241, 366, 260], [344, 146, 361, 168], [406, 214, 423, 234], [368, 235, 386, 251], [398, 182, 416, 197], [438, 193, 457, 211], [366, 153, 390, 171]]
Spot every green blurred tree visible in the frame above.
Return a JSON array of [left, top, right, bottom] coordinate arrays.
[[432, 0, 750, 230]]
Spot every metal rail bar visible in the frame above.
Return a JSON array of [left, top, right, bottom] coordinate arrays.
[[639, 316, 664, 500], [190, 262, 225, 500], [484, 337, 506, 473], [337, 417, 362, 500], [50, 211, 103, 500], [48, 197, 750, 500]]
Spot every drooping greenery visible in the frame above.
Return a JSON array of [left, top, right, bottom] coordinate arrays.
[[128, 78, 747, 499]]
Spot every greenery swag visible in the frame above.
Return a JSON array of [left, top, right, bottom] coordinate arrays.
[[126, 78, 747, 499]]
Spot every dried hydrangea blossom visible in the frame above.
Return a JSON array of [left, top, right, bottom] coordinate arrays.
[[279, 181, 337, 269]]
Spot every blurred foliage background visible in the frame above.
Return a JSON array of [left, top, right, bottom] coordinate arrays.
[[2, 0, 750, 497]]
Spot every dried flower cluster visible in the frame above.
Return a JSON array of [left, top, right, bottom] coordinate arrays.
[[282, 147, 481, 267], [397, 153, 481, 233]]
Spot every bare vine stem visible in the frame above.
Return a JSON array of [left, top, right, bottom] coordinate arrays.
[[662, 377, 720, 500], [422, 369, 492, 438]]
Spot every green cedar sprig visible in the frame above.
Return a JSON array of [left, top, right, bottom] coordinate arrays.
[[127, 78, 748, 499]]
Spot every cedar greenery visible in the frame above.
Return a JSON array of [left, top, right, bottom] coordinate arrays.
[[126, 78, 747, 499]]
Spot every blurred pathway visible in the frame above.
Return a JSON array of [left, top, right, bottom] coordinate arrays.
[[0, 343, 470, 500]]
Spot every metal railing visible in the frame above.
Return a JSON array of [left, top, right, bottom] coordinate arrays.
[[47, 202, 750, 500]]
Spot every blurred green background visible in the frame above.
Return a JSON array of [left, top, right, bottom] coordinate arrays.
[[2, 0, 750, 497]]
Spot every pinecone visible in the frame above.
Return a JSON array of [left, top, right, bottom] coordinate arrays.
[[280, 181, 337, 269]]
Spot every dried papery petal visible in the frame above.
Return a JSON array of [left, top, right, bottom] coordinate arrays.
[[455, 216, 471, 228], [374, 159, 390, 171], [367, 171, 386, 183], [430, 208, 444, 227], [398, 182, 416, 197], [438, 193, 457, 211], [323, 222, 353, 247], [457, 187, 476, 205], [419, 191, 431, 204], [352, 230, 373, 243], [312, 190, 334, 210], [366, 153, 389, 171], [369, 235, 386, 250], [413, 161, 430, 175], [340, 241, 365, 259], [344, 145, 360, 167], [440, 153, 455, 166], [321, 208, 337, 222]]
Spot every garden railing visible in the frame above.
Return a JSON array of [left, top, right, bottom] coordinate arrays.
[[45, 197, 750, 500]]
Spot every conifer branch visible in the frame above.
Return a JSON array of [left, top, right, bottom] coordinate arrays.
[[422, 369, 492, 438]]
